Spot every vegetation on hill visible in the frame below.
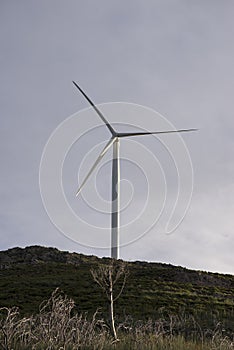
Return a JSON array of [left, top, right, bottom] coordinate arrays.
[[0, 245, 234, 347], [1, 289, 234, 349]]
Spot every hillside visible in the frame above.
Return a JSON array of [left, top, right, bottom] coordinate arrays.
[[0, 245, 234, 332]]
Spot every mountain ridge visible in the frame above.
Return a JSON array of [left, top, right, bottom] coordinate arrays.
[[0, 245, 233, 286]]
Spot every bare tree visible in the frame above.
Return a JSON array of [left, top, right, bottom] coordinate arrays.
[[91, 260, 129, 341]]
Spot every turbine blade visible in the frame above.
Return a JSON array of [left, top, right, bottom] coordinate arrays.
[[72, 81, 116, 136], [76, 137, 116, 196], [118, 128, 198, 138]]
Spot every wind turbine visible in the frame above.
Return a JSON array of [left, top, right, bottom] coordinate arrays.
[[73, 81, 197, 259]]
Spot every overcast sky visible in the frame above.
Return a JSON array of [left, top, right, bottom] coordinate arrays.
[[1, 1, 234, 274]]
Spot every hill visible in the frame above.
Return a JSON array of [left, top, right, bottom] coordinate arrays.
[[0, 245, 234, 332]]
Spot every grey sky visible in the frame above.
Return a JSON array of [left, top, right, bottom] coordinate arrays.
[[1, 1, 234, 274]]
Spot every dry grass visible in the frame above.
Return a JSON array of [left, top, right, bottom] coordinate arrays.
[[0, 289, 233, 349]]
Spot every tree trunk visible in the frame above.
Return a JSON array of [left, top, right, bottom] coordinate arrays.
[[109, 271, 118, 340]]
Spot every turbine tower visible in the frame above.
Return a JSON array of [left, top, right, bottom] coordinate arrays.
[[73, 81, 196, 259]]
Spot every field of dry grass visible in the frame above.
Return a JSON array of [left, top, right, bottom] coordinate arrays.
[[0, 289, 233, 350]]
